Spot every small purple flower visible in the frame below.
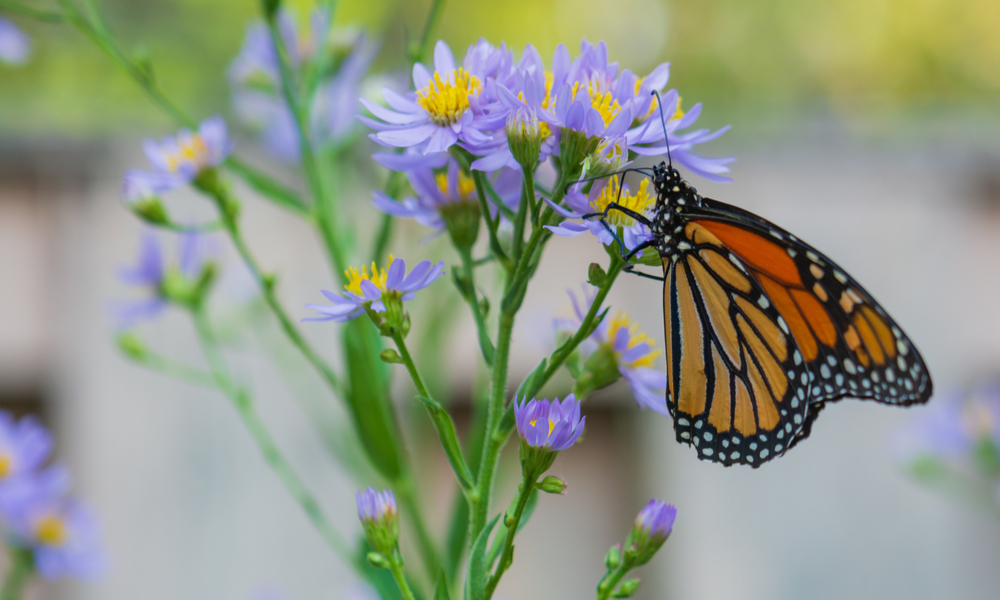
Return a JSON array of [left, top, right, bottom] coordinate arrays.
[[4, 467, 105, 580], [122, 117, 234, 201], [0, 412, 52, 483], [356, 487, 399, 555], [112, 231, 213, 326], [546, 175, 655, 251], [553, 286, 668, 415], [628, 499, 677, 565], [0, 17, 30, 65], [359, 39, 507, 154], [514, 394, 586, 452], [305, 256, 444, 323]]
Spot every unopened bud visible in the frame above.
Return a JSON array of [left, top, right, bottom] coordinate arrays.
[[116, 332, 147, 360], [357, 487, 400, 556], [613, 579, 641, 598], [130, 197, 169, 225], [380, 349, 403, 364], [588, 262, 607, 287], [604, 544, 621, 569], [538, 475, 567, 495], [507, 107, 542, 170], [626, 499, 677, 566], [366, 551, 390, 569]]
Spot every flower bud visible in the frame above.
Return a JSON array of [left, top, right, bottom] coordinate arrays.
[[614, 579, 641, 598], [356, 487, 399, 556], [625, 499, 676, 566], [440, 199, 481, 252], [129, 196, 169, 225], [588, 262, 606, 287], [604, 544, 621, 569], [538, 475, 567, 495], [116, 332, 147, 360], [573, 343, 621, 398], [379, 349, 404, 364], [507, 107, 542, 170], [558, 128, 601, 182], [515, 395, 586, 479], [366, 551, 390, 569]]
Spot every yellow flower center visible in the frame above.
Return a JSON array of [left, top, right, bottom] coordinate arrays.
[[344, 255, 394, 296], [591, 177, 656, 227], [571, 81, 621, 127], [416, 69, 482, 127], [529, 418, 557, 436], [0, 454, 11, 479], [607, 311, 660, 369], [435, 171, 477, 201], [35, 514, 68, 547], [166, 134, 209, 173], [633, 79, 686, 124]]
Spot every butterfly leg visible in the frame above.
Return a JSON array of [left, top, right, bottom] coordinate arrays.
[[622, 264, 665, 282], [581, 203, 654, 226], [562, 167, 654, 197]]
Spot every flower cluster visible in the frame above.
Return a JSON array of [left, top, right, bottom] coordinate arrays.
[[893, 386, 1000, 504], [113, 231, 216, 326], [229, 8, 377, 161], [0, 411, 104, 580], [361, 38, 732, 180], [554, 286, 667, 414], [0, 17, 30, 65]]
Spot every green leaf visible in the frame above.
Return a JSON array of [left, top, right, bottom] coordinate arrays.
[[434, 571, 452, 600], [486, 488, 538, 570], [343, 318, 404, 480], [632, 247, 662, 267], [466, 515, 500, 600]]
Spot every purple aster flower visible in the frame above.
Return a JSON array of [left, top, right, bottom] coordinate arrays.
[[553, 286, 668, 415], [4, 467, 105, 580], [356, 487, 399, 555], [304, 256, 444, 323], [372, 157, 520, 236], [359, 39, 508, 154], [514, 394, 586, 452], [546, 175, 655, 251], [0, 412, 51, 484], [111, 231, 214, 326], [627, 499, 677, 565], [121, 116, 234, 201], [0, 17, 30, 65]]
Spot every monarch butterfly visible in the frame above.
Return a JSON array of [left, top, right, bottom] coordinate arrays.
[[587, 101, 932, 467]]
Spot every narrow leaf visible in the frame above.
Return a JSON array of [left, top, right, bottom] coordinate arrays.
[[434, 571, 452, 600], [466, 515, 500, 600]]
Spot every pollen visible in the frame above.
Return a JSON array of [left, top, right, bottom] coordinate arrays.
[[344, 255, 394, 296], [571, 82, 621, 127], [591, 177, 655, 227], [607, 311, 661, 369], [633, 79, 685, 124], [166, 135, 208, 173], [435, 170, 477, 201], [0, 454, 11, 479], [35, 514, 68, 546], [528, 418, 557, 436], [416, 69, 482, 127]]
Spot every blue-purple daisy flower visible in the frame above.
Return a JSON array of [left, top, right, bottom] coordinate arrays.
[[514, 394, 586, 452], [0, 412, 52, 484], [546, 174, 655, 251], [3, 466, 105, 580], [305, 256, 444, 323], [0, 17, 30, 65], [355, 487, 399, 555], [359, 39, 510, 154], [121, 117, 234, 201]]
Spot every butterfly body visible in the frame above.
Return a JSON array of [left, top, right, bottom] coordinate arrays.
[[634, 162, 932, 467]]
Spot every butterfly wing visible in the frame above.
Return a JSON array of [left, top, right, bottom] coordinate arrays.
[[663, 201, 932, 467]]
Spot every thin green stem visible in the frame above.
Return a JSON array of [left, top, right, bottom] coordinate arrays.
[[388, 554, 418, 600], [206, 183, 344, 397], [458, 246, 494, 366], [190, 305, 355, 568], [392, 333, 477, 497], [484, 478, 536, 598], [523, 165, 539, 228], [0, 547, 33, 600], [596, 555, 636, 600], [265, 15, 348, 280], [0, 0, 65, 21], [455, 149, 511, 272], [125, 349, 218, 389]]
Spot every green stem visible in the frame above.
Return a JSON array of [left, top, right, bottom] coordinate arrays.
[[206, 184, 344, 397], [0, 0, 64, 21], [265, 15, 348, 280], [190, 305, 355, 568], [388, 553, 418, 600], [392, 333, 477, 497], [125, 349, 217, 389], [522, 165, 539, 228], [484, 478, 536, 598], [596, 556, 635, 600], [456, 149, 511, 272], [0, 547, 33, 600], [458, 247, 495, 366]]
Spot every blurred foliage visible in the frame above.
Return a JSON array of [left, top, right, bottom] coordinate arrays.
[[1, 0, 998, 134]]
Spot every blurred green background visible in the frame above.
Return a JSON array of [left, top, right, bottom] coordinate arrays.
[[3, 0, 998, 136]]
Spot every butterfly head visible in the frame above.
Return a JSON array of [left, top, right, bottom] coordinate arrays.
[[651, 161, 700, 212]]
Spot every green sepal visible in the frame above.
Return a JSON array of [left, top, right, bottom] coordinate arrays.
[[465, 515, 500, 600], [342, 318, 404, 480]]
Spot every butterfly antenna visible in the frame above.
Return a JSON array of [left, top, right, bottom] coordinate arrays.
[[651, 90, 672, 168]]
